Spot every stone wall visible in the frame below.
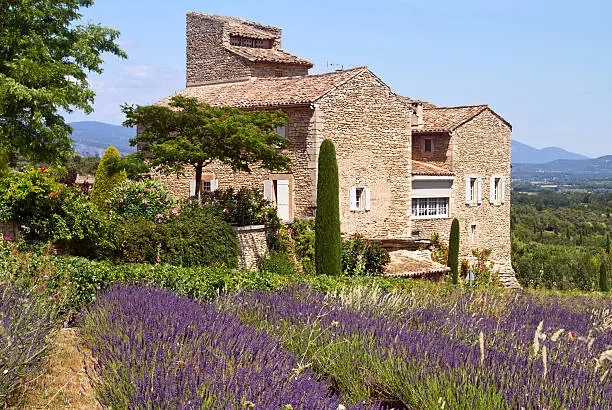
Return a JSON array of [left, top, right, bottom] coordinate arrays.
[[316, 70, 413, 238], [235, 225, 268, 270], [186, 13, 309, 86], [186, 13, 251, 85], [412, 133, 452, 170], [0, 222, 19, 241]]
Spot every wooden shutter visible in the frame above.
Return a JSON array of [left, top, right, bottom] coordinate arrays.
[[477, 178, 483, 204], [210, 179, 219, 192], [489, 177, 495, 204], [263, 180, 273, 202], [501, 178, 506, 204], [276, 180, 290, 222], [189, 180, 196, 197], [365, 187, 371, 211], [465, 177, 471, 204], [349, 187, 357, 211]]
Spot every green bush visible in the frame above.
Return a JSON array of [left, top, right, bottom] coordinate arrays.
[[89, 146, 127, 209], [108, 179, 177, 223], [116, 204, 238, 268], [257, 251, 298, 276], [315, 139, 341, 276], [200, 187, 275, 226], [291, 219, 316, 274], [342, 234, 390, 276], [0, 168, 108, 246], [448, 218, 460, 285]]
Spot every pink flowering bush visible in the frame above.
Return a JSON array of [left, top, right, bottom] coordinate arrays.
[[200, 187, 275, 227], [342, 234, 390, 276], [108, 180, 177, 223]]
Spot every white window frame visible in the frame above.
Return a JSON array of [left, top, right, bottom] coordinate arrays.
[[489, 176, 506, 205], [349, 186, 371, 212], [465, 176, 483, 205], [411, 197, 449, 219]]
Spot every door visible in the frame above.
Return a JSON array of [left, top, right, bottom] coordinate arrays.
[[275, 180, 290, 222]]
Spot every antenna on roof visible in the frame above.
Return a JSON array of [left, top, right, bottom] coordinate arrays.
[[326, 61, 345, 71]]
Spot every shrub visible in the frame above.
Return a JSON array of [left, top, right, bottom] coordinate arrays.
[[200, 187, 274, 226], [291, 219, 316, 274], [342, 234, 390, 276], [0, 168, 108, 245], [430, 232, 448, 265], [107, 179, 177, 223], [257, 251, 298, 276], [89, 146, 127, 209], [600, 262, 609, 292], [448, 218, 460, 284], [161, 203, 238, 268], [315, 139, 341, 275]]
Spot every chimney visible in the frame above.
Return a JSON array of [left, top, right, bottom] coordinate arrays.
[[410, 101, 424, 127]]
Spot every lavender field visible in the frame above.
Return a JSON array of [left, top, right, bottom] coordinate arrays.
[[83, 285, 612, 409]]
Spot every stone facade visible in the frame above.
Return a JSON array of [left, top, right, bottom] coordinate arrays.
[[153, 12, 517, 286], [235, 225, 268, 271]]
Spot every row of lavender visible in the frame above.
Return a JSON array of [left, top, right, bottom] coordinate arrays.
[[0, 283, 56, 406], [225, 287, 612, 409], [81, 285, 371, 409]]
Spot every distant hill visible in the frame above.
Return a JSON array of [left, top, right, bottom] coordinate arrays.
[[69, 121, 136, 157], [512, 155, 612, 182], [512, 140, 589, 164]]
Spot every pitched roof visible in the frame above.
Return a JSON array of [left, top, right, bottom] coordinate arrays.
[[159, 67, 368, 108], [227, 24, 276, 40], [226, 46, 312, 67], [414, 105, 489, 133], [411, 160, 454, 176], [383, 250, 450, 278]]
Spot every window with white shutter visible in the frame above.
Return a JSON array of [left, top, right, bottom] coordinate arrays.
[[189, 180, 196, 197], [350, 186, 370, 212], [477, 178, 483, 204], [501, 178, 506, 204]]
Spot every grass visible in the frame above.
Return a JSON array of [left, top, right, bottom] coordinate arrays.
[[21, 328, 99, 410]]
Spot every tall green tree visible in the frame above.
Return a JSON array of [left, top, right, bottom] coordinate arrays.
[[90, 146, 126, 209], [122, 96, 290, 199], [315, 139, 341, 276], [0, 0, 126, 165], [600, 262, 609, 293], [448, 218, 460, 285]]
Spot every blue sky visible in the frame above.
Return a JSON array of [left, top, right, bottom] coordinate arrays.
[[66, 0, 612, 157]]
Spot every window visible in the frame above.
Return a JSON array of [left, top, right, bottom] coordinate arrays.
[[471, 224, 477, 244], [263, 179, 291, 222], [189, 179, 218, 197], [350, 186, 371, 211], [465, 177, 482, 205], [202, 181, 211, 192], [230, 35, 272, 49], [424, 138, 433, 153], [411, 197, 448, 218], [489, 176, 506, 205]]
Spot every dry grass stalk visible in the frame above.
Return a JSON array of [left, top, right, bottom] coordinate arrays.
[[21, 328, 101, 409], [479, 331, 485, 365], [542, 345, 548, 379]]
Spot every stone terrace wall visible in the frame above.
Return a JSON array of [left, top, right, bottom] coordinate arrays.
[[235, 225, 268, 271], [316, 70, 412, 238]]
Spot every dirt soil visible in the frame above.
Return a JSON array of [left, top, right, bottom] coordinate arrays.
[[21, 327, 101, 409]]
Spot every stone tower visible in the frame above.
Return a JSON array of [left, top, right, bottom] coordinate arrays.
[[186, 13, 313, 86]]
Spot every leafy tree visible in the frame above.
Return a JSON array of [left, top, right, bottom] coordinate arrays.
[[90, 146, 126, 208], [0, 1, 126, 165], [315, 139, 341, 276], [448, 218, 460, 285], [122, 96, 290, 199], [600, 262, 609, 292]]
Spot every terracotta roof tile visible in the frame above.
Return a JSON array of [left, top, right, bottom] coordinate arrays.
[[227, 25, 276, 40], [411, 160, 454, 176], [414, 105, 488, 133], [158, 67, 367, 108], [383, 251, 449, 278], [226, 46, 313, 67]]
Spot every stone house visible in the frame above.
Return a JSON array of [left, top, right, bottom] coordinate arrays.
[[154, 12, 517, 286]]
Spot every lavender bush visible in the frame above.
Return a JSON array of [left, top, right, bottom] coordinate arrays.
[[82, 285, 371, 409], [0, 283, 57, 406], [226, 286, 612, 409]]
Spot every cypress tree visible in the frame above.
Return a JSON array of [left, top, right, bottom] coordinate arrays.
[[90, 146, 127, 209], [606, 233, 610, 255], [600, 262, 609, 292], [448, 218, 460, 285], [315, 139, 342, 276]]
